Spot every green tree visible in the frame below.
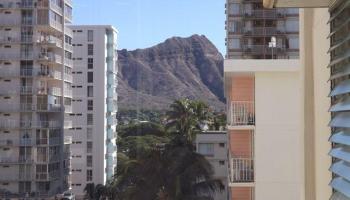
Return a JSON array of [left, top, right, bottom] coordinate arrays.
[[166, 99, 212, 142]]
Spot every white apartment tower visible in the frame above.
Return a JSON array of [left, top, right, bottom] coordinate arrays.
[[67, 25, 118, 197], [0, 0, 73, 198]]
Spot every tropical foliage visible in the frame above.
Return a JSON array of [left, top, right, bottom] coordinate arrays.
[[84, 99, 224, 200]]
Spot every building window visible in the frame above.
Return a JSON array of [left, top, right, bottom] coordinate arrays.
[[87, 141, 92, 153], [87, 169, 93, 181], [88, 58, 93, 69], [87, 86, 93, 97], [87, 30, 93, 42], [87, 114, 93, 125], [198, 143, 214, 156], [88, 44, 93, 55], [219, 143, 225, 147], [229, 39, 240, 49], [87, 72, 93, 83], [87, 155, 92, 167], [219, 160, 225, 165], [87, 100, 93, 111]]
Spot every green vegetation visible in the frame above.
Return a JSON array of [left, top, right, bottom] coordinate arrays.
[[84, 99, 225, 200]]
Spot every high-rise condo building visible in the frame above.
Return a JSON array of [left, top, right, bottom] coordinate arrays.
[[0, 0, 73, 198], [226, 0, 299, 59], [224, 0, 302, 199], [66, 25, 118, 198], [263, 0, 349, 200]]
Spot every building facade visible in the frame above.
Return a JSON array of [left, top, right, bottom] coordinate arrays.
[[224, 0, 303, 199], [263, 0, 349, 200], [66, 25, 118, 197], [0, 0, 73, 198], [195, 131, 229, 200], [226, 0, 299, 59]]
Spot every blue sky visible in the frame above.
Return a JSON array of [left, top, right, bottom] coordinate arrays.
[[73, 0, 226, 54]]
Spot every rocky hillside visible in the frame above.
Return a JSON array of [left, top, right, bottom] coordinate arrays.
[[117, 34, 225, 111]]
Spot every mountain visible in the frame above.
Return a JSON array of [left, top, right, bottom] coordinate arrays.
[[117, 34, 225, 111]]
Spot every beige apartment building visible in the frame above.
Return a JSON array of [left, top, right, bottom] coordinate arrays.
[[0, 0, 74, 198], [263, 0, 349, 200], [196, 131, 229, 200], [224, 0, 304, 199]]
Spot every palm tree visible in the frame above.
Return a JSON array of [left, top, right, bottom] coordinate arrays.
[[111, 135, 223, 200], [166, 99, 212, 142]]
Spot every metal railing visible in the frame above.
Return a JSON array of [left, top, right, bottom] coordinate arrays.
[[242, 45, 286, 55], [243, 27, 286, 36], [229, 101, 255, 126], [230, 157, 254, 183], [36, 36, 63, 48], [243, 9, 286, 18]]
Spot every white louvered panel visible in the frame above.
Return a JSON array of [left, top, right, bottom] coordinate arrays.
[[330, 161, 350, 182], [329, 147, 350, 163], [330, 177, 350, 198], [329, 113, 350, 128], [330, 0, 350, 198], [329, 64, 350, 80], [331, 191, 350, 200], [330, 131, 350, 146], [330, 97, 350, 112], [329, 79, 350, 97]]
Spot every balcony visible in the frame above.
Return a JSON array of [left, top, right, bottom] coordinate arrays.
[[0, 1, 34, 9], [0, 138, 33, 146], [242, 45, 286, 55], [230, 157, 254, 184], [20, 86, 34, 95], [0, 36, 33, 44], [0, 120, 61, 129], [243, 27, 286, 36], [36, 36, 63, 48], [64, 89, 72, 97], [64, 73, 73, 82], [38, 53, 63, 65], [0, 53, 34, 61], [64, 58, 73, 67], [65, 43, 73, 52], [0, 156, 33, 164], [37, 104, 62, 112], [243, 9, 286, 19], [228, 101, 255, 127], [36, 170, 60, 181], [20, 69, 62, 80]]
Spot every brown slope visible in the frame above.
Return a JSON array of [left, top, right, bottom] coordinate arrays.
[[117, 34, 225, 111]]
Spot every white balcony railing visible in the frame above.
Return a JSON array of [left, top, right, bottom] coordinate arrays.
[[65, 43, 73, 52], [64, 58, 73, 66], [64, 73, 73, 82], [229, 101, 255, 126], [230, 157, 254, 183], [36, 35, 63, 48]]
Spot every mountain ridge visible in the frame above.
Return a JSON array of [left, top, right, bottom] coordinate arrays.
[[117, 34, 225, 111]]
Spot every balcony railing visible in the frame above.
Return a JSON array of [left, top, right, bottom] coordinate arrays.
[[0, 156, 33, 164], [243, 27, 286, 36], [230, 157, 254, 183], [243, 9, 286, 18], [38, 53, 63, 64], [229, 101, 255, 126], [242, 45, 286, 55], [0, 139, 33, 146], [65, 43, 73, 52], [36, 36, 63, 48]]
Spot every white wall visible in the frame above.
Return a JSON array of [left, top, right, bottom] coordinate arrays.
[[254, 71, 304, 200]]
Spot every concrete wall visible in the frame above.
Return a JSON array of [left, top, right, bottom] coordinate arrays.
[[300, 8, 332, 200], [254, 71, 303, 200]]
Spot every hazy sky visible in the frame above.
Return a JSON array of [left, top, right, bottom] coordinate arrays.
[[73, 0, 226, 54]]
